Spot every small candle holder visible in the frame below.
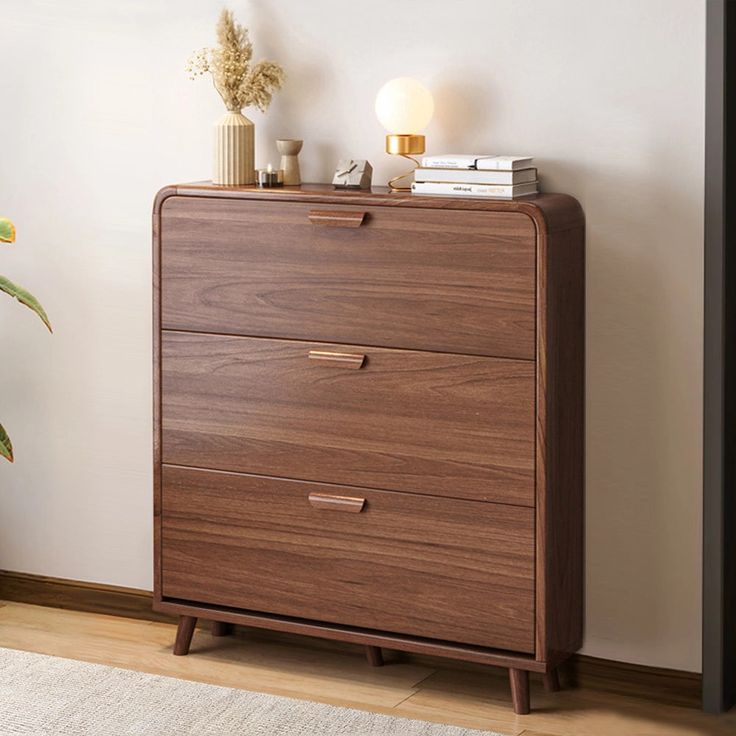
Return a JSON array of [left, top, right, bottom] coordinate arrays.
[[257, 166, 284, 187], [277, 139, 303, 185]]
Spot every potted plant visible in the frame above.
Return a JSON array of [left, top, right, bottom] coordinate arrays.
[[187, 9, 285, 186], [0, 217, 51, 462]]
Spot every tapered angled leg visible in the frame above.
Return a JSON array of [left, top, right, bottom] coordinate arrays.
[[173, 615, 197, 656], [211, 621, 233, 637], [543, 668, 561, 692], [509, 668, 530, 715], [365, 645, 384, 667]]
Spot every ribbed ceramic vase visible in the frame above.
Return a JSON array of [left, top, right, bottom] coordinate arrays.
[[213, 110, 255, 185]]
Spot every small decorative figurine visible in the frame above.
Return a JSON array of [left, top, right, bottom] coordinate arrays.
[[276, 139, 303, 185], [332, 159, 373, 189]]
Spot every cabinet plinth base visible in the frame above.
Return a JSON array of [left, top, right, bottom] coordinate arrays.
[[165, 607, 568, 714]]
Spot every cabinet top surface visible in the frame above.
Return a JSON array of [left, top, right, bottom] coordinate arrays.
[[155, 182, 584, 231]]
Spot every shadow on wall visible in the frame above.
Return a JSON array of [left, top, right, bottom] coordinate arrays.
[[544, 152, 702, 667], [247, 0, 339, 181], [431, 73, 496, 153]]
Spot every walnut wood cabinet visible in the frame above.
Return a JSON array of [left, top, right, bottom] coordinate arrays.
[[153, 183, 585, 715]]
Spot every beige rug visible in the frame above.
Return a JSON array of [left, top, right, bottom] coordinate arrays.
[[0, 647, 503, 735]]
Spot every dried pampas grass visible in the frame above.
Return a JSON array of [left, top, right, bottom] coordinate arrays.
[[187, 9, 285, 113]]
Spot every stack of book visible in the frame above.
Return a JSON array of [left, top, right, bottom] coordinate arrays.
[[411, 154, 537, 199]]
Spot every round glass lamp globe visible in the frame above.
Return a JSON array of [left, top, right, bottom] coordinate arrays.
[[375, 77, 434, 134]]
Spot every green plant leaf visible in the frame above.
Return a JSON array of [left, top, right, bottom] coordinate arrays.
[[0, 217, 16, 243], [0, 422, 13, 462], [0, 275, 52, 332]]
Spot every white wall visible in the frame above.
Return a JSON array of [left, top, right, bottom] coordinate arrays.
[[0, 0, 705, 672]]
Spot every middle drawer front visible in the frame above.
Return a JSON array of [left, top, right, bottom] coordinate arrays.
[[162, 332, 535, 506], [160, 465, 536, 653]]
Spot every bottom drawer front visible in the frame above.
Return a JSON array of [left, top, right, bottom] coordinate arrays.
[[160, 466, 535, 653]]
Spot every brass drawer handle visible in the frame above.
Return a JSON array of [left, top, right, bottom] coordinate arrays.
[[308, 209, 366, 228], [308, 492, 366, 513], [308, 350, 366, 369]]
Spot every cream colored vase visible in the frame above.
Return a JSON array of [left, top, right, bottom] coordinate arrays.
[[213, 110, 255, 185]]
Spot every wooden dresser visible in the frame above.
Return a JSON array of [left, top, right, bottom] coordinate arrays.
[[152, 183, 585, 715]]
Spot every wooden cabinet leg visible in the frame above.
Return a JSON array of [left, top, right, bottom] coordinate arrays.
[[211, 621, 233, 637], [543, 668, 561, 692], [509, 668, 530, 715], [365, 645, 384, 667], [173, 615, 197, 656]]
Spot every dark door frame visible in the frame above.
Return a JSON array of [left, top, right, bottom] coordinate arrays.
[[703, 0, 735, 714]]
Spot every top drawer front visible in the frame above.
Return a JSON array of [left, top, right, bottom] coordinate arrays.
[[160, 197, 536, 360]]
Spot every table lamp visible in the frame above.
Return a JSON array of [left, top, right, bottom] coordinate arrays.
[[375, 77, 434, 191]]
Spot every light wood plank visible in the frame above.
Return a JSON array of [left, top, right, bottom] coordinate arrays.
[[0, 602, 433, 710], [2, 601, 735, 736], [395, 669, 736, 736]]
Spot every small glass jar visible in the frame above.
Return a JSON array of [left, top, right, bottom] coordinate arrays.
[[257, 166, 284, 187]]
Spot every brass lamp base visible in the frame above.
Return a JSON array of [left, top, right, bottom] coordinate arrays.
[[385, 134, 425, 156], [385, 134, 425, 191]]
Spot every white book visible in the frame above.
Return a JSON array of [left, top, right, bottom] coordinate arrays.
[[421, 154, 534, 171], [414, 167, 537, 185], [411, 181, 538, 199]]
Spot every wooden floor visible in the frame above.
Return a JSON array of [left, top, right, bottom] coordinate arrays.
[[0, 601, 733, 736]]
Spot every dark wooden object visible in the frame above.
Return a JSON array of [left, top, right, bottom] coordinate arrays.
[[543, 669, 561, 692], [211, 621, 233, 637], [703, 0, 736, 714], [0, 570, 703, 710], [509, 668, 530, 715], [161, 334, 535, 505], [161, 466, 535, 652], [152, 183, 585, 715], [365, 646, 384, 667], [173, 615, 197, 655], [159, 195, 537, 360]]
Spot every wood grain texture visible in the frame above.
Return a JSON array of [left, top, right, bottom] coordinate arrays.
[[308, 350, 366, 369], [307, 492, 366, 513], [543, 670, 561, 692], [0, 570, 174, 624], [534, 219, 585, 664], [151, 183, 586, 707], [211, 621, 233, 637], [510, 668, 531, 714], [161, 333, 535, 506], [0, 577, 703, 709], [160, 196, 536, 360], [569, 655, 701, 709], [160, 465, 535, 653], [152, 205, 163, 605], [365, 646, 384, 667], [0, 601, 441, 716], [173, 615, 197, 655], [157, 597, 547, 672], [6, 603, 731, 735], [308, 209, 366, 227], [154, 184, 583, 228]]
